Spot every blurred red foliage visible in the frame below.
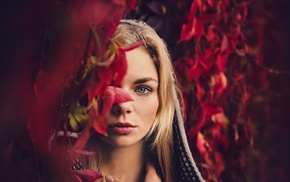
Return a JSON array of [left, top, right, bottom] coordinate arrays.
[[1, 0, 290, 181]]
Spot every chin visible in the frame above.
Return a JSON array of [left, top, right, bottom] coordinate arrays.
[[102, 136, 142, 148]]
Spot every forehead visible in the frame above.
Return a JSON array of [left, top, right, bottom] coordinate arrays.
[[123, 47, 158, 82]]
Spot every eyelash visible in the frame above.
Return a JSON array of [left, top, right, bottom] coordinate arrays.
[[134, 85, 152, 95]]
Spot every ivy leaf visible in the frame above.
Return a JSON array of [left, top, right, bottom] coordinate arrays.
[[196, 132, 208, 156], [178, 1, 215, 43], [221, 34, 229, 52], [217, 53, 228, 72], [72, 127, 90, 152], [188, 0, 198, 20], [196, 83, 205, 102], [126, 0, 137, 11], [73, 149, 96, 156], [113, 0, 126, 6], [69, 106, 89, 131], [72, 173, 82, 182], [187, 50, 214, 80], [85, 67, 112, 103], [86, 41, 142, 104], [112, 86, 135, 103], [207, 0, 215, 7], [178, 1, 198, 43], [99, 86, 134, 117], [69, 115, 79, 131], [187, 58, 205, 80], [98, 88, 114, 117], [111, 41, 143, 85], [178, 17, 204, 43], [71, 169, 103, 182], [209, 72, 228, 94], [110, 49, 128, 86], [206, 25, 218, 42], [203, 106, 223, 116], [92, 116, 108, 136], [88, 100, 108, 136]]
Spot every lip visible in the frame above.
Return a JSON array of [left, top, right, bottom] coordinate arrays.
[[108, 122, 136, 135]]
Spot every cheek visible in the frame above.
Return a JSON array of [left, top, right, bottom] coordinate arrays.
[[135, 96, 159, 124]]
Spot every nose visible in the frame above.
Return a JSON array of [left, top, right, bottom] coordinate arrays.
[[111, 102, 133, 116]]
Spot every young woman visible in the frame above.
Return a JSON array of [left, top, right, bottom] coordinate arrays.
[[70, 19, 205, 182]]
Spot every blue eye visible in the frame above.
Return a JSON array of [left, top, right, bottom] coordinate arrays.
[[135, 86, 152, 95]]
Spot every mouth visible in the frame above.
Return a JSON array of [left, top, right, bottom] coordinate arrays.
[[108, 122, 136, 135]]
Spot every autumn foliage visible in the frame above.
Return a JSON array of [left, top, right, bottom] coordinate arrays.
[[0, 0, 290, 181]]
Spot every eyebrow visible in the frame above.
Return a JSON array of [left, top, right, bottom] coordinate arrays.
[[133, 77, 158, 84]]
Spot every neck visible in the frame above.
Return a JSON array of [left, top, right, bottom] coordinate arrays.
[[100, 141, 146, 182]]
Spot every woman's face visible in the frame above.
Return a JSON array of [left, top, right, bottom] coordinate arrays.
[[102, 47, 159, 148]]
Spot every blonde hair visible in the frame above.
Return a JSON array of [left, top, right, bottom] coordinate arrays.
[[87, 19, 179, 182]]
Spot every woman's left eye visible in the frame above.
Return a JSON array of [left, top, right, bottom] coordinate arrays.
[[135, 86, 152, 95]]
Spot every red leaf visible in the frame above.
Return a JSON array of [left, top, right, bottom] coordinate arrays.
[[187, 50, 213, 80], [207, 0, 215, 7], [194, 18, 205, 39], [120, 41, 143, 52], [93, 43, 142, 98], [99, 87, 115, 117], [188, 0, 198, 20], [97, 65, 114, 87], [211, 123, 222, 138], [187, 59, 203, 80], [92, 1, 124, 39], [216, 53, 228, 72], [188, 106, 223, 140], [178, 0, 207, 43], [99, 86, 133, 116], [111, 51, 127, 85], [221, 34, 229, 52], [178, 17, 204, 43], [196, 0, 204, 13], [206, 25, 218, 42], [71, 169, 103, 182], [210, 72, 227, 93], [203, 106, 223, 115], [196, 82, 205, 102], [87, 69, 112, 103], [89, 107, 108, 136], [237, 2, 250, 22], [113, 0, 126, 6], [72, 127, 90, 152], [73, 149, 96, 156], [188, 108, 207, 138], [196, 132, 208, 156], [111, 86, 134, 103], [72, 174, 83, 182], [111, 41, 143, 85], [87, 40, 140, 104], [211, 112, 227, 124], [92, 117, 108, 136], [221, 0, 230, 11], [126, 0, 137, 10]]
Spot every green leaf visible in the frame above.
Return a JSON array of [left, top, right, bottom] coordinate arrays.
[[69, 106, 89, 131], [69, 113, 79, 131]]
